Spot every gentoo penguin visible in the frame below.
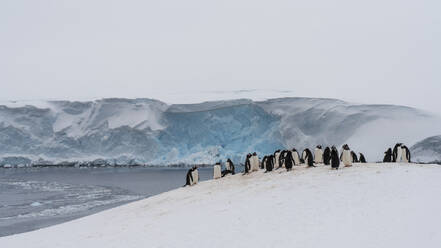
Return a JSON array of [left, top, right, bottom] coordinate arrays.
[[243, 154, 252, 174], [292, 148, 301, 166], [401, 145, 411, 163], [213, 162, 221, 179], [351, 151, 359, 163], [265, 155, 274, 172], [191, 166, 199, 185], [273, 150, 281, 169], [330, 146, 340, 169], [274, 150, 281, 169], [314, 145, 324, 164], [226, 158, 235, 174], [184, 167, 195, 186], [359, 153, 367, 163], [278, 150, 288, 169], [323, 147, 331, 165], [222, 158, 235, 177], [302, 149, 307, 161], [340, 144, 352, 167], [284, 150, 294, 171], [260, 156, 267, 169], [383, 148, 393, 162], [303, 148, 315, 167], [282, 150, 289, 168], [393, 143, 403, 162], [251, 152, 259, 172]]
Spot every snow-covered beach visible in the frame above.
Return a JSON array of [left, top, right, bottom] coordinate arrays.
[[1, 163, 440, 248]]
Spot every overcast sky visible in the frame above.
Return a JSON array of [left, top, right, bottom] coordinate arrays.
[[1, 0, 440, 113]]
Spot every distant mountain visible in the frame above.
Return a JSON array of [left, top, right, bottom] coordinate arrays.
[[0, 97, 440, 166], [411, 135, 441, 163]]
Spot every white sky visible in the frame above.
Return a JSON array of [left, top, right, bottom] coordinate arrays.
[[1, 0, 440, 114]]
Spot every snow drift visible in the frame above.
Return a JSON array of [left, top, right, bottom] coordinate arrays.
[[411, 135, 441, 163], [0, 97, 440, 166]]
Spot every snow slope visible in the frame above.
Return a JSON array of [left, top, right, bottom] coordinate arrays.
[[0, 97, 440, 165], [1, 163, 440, 248], [411, 135, 441, 163]]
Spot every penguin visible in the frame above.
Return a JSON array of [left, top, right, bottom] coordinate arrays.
[[401, 145, 411, 163], [243, 154, 252, 174], [330, 146, 340, 169], [222, 158, 235, 177], [302, 149, 307, 161], [278, 150, 288, 169], [226, 158, 235, 174], [251, 152, 259, 172], [248, 153, 255, 172], [184, 167, 195, 186], [260, 156, 267, 169], [213, 162, 221, 179], [303, 148, 315, 167], [284, 150, 294, 171], [351, 151, 359, 163], [359, 153, 367, 163], [393, 143, 403, 162], [314, 145, 324, 164], [340, 144, 353, 167], [383, 148, 393, 162], [323, 147, 331, 165], [274, 150, 281, 169], [292, 148, 301, 166], [265, 154, 274, 172], [191, 166, 199, 185]]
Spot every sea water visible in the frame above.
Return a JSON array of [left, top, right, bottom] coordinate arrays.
[[0, 166, 213, 237]]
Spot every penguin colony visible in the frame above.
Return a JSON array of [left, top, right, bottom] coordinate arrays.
[[185, 143, 411, 185]]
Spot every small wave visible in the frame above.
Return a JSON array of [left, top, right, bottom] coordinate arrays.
[[1, 181, 71, 192], [30, 202, 43, 207], [0, 179, 143, 221], [1, 195, 141, 220]]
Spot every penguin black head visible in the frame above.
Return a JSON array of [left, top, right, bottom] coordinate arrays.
[[253, 152, 257, 156]]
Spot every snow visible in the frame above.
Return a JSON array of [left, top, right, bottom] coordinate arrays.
[[50, 99, 168, 138], [1, 163, 440, 248], [411, 135, 441, 163]]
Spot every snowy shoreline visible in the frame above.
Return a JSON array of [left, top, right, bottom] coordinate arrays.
[[1, 163, 440, 248]]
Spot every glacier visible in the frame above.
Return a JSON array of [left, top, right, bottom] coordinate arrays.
[[0, 97, 440, 166]]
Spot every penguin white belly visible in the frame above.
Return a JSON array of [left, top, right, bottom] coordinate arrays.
[[293, 152, 300, 165], [314, 149, 323, 163], [249, 157, 255, 172], [213, 165, 221, 179], [401, 148, 408, 163], [396, 148, 403, 162], [191, 170, 199, 185], [225, 162, 231, 171], [274, 153, 280, 169], [342, 150, 352, 166], [253, 157, 259, 171]]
